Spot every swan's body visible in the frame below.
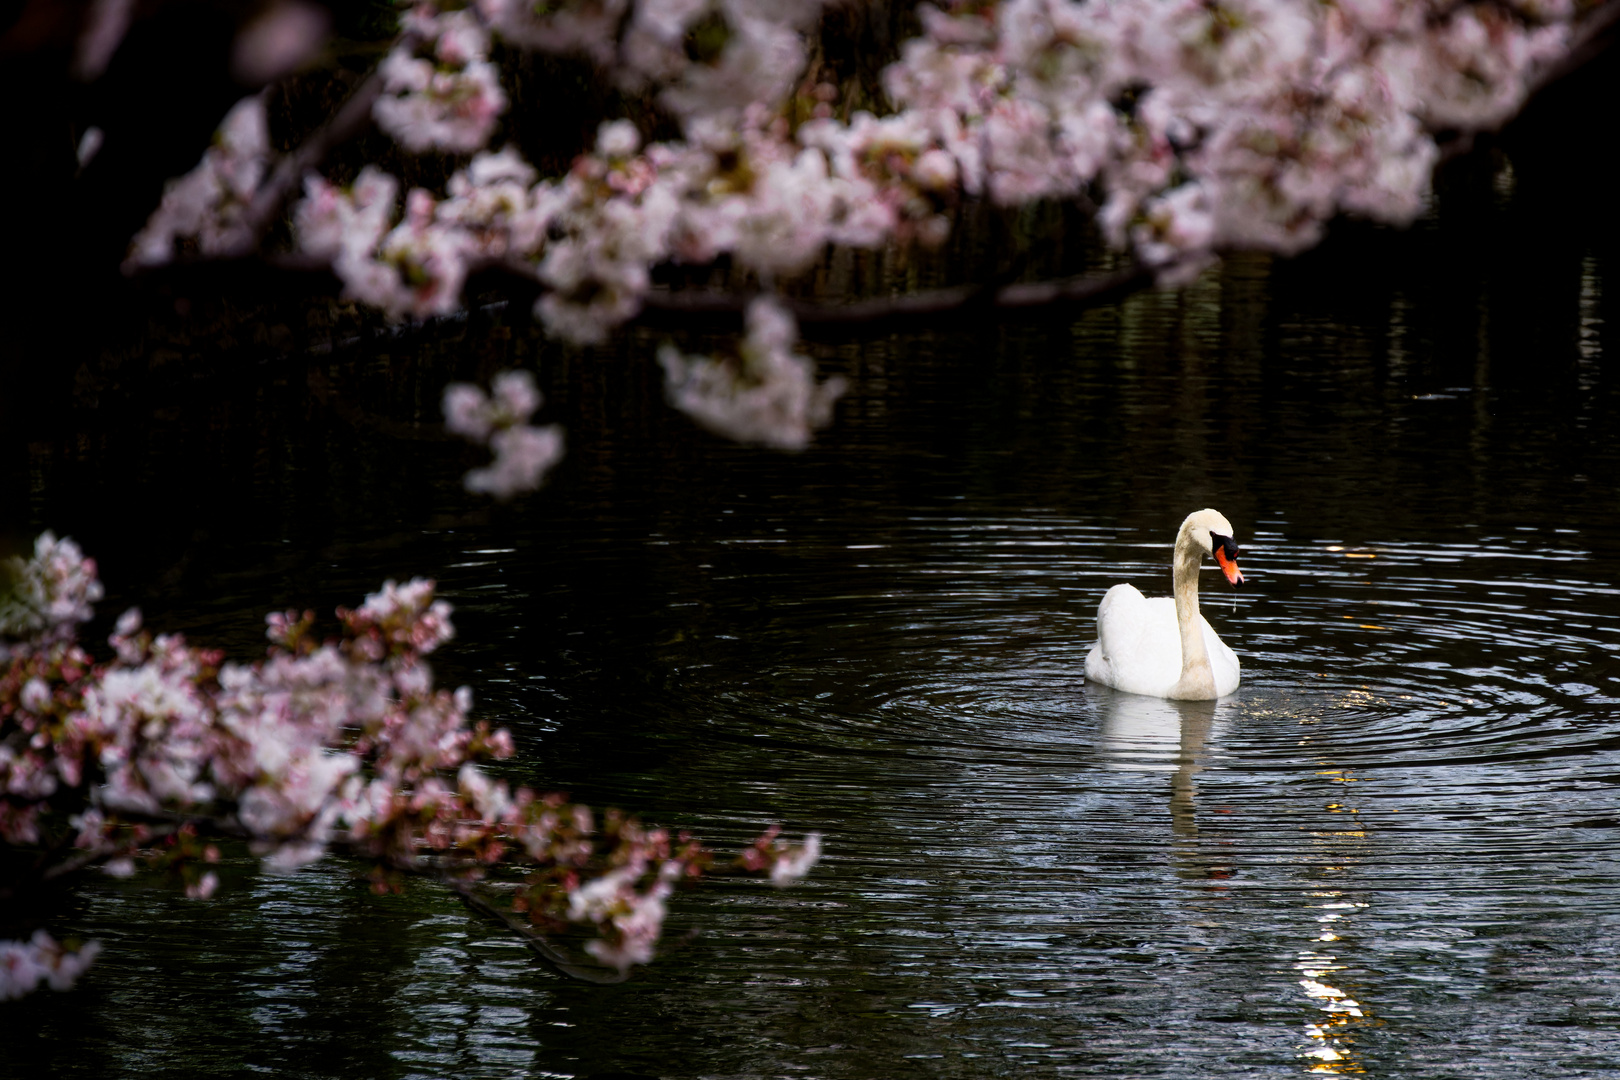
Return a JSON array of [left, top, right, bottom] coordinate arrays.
[[1085, 587, 1240, 698], [1085, 509, 1244, 700]]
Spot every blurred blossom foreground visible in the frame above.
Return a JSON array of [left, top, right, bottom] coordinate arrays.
[[136, 0, 1587, 326], [110, 0, 1597, 471], [0, 534, 823, 994]]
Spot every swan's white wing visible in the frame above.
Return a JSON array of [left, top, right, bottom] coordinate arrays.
[[1085, 585, 1183, 697], [1200, 617, 1241, 697]]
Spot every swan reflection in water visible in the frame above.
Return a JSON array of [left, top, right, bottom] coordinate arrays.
[[1092, 688, 1220, 842]]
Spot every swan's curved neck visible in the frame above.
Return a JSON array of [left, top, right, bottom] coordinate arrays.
[[1171, 530, 1215, 699]]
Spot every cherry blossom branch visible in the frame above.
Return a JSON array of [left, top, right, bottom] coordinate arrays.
[[1, 533, 824, 991], [129, 0, 1620, 325], [1517, 0, 1620, 103], [38, 824, 183, 884], [226, 56, 403, 258], [22, 799, 693, 986], [116, 0, 1620, 458], [445, 877, 632, 984], [1433, 0, 1620, 160]]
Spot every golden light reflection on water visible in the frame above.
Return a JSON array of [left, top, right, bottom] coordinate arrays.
[[1115, 699, 1389, 1074], [1295, 914, 1375, 1074], [1295, 762, 1379, 1074]]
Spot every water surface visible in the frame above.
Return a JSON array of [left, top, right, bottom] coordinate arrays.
[[6, 168, 1620, 1079]]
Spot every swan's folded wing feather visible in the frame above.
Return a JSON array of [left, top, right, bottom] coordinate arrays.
[[1200, 617, 1242, 696], [1088, 586, 1183, 696]]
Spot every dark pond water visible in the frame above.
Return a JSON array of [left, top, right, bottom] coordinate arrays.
[[6, 152, 1620, 1078]]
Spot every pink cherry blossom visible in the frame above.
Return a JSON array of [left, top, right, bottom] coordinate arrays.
[[374, 6, 507, 154], [125, 95, 269, 269], [7, 535, 822, 992], [768, 831, 822, 887], [0, 932, 102, 1000], [0, 532, 104, 643], [475, 0, 629, 66], [658, 296, 846, 450], [468, 425, 567, 499], [232, 0, 330, 85], [441, 371, 566, 498]]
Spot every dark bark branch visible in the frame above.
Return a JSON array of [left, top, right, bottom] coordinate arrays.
[[232, 79, 386, 254], [37, 827, 176, 884], [17, 801, 635, 984], [444, 878, 631, 984], [634, 262, 1158, 330], [1528, 0, 1620, 99], [37, 810, 256, 884], [216, 34, 411, 260]]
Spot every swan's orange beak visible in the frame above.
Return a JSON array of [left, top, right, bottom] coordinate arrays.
[[1214, 546, 1244, 587]]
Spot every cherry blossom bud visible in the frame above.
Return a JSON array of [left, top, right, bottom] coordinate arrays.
[[19, 679, 50, 715], [76, 127, 104, 169], [232, 0, 330, 86], [597, 120, 641, 159], [769, 832, 823, 887], [74, 0, 135, 80], [185, 872, 219, 900]]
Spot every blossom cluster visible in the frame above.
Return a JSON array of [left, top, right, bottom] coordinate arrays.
[[0, 532, 104, 646], [738, 822, 826, 886], [442, 369, 566, 498], [0, 932, 102, 1001], [284, 0, 1577, 316], [374, 6, 507, 153], [659, 296, 847, 450], [291, 93, 956, 342], [879, 0, 1569, 273], [124, 94, 270, 269], [124, 1, 1586, 452], [294, 166, 471, 321], [476, 0, 828, 126], [1, 534, 822, 991]]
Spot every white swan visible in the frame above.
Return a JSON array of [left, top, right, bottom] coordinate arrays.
[[1084, 509, 1245, 700]]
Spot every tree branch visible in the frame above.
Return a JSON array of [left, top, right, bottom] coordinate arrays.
[[634, 262, 1158, 330], [18, 800, 643, 984], [1528, 0, 1620, 100], [1435, 0, 1620, 160], [219, 35, 411, 259], [443, 877, 632, 984], [37, 833, 168, 885]]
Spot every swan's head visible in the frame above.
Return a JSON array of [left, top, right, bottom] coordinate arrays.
[[1180, 509, 1244, 587]]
